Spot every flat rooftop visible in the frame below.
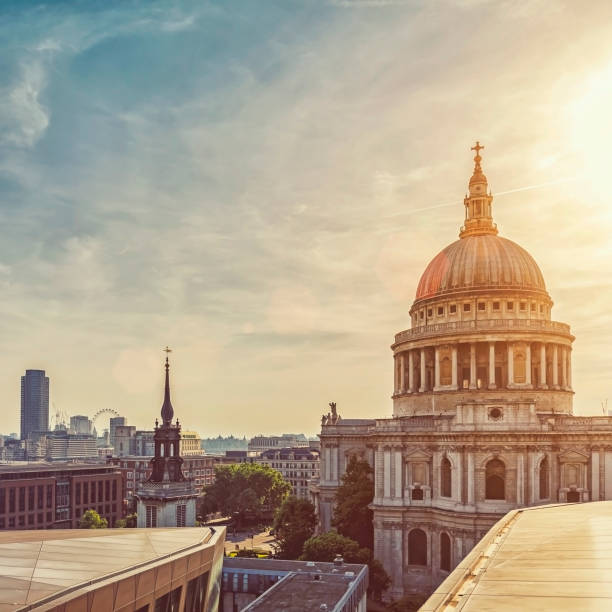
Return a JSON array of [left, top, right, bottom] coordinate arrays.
[[422, 501, 612, 612], [0, 527, 217, 610], [247, 572, 358, 611]]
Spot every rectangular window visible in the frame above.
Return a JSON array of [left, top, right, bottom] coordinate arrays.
[[76, 483, 81, 505], [19, 488, 25, 512], [419, 310, 424, 319], [540, 304, 544, 313], [520, 302, 527, 311], [112, 480, 117, 499], [28, 486, 34, 510], [531, 302, 536, 312], [493, 301, 500, 311], [478, 302, 486, 311], [37, 485, 43, 508], [105, 481, 110, 501], [427, 308, 433, 317], [176, 504, 186, 527], [98, 482, 103, 501], [0, 488, 5, 515], [449, 304, 457, 314], [437, 306, 444, 316], [83, 482, 89, 504], [463, 303, 471, 312], [28, 514, 34, 525], [507, 301, 514, 311], [146, 505, 157, 528], [46, 485, 52, 508]]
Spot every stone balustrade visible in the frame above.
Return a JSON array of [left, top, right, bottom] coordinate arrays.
[[394, 318, 572, 344]]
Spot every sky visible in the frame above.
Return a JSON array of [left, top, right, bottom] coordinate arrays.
[[1, 0, 612, 437]]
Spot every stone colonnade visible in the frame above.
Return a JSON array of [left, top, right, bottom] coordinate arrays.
[[394, 340, 571, 394]]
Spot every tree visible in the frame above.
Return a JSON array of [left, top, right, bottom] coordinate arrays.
[[332, 456, 374, 549], [79, 509, 108, 529], [300, 530, 367, 563], [115, 513, 137, 528], [273, 496, 316, 559], [300, 531, 390, 601], [201, 463, 291, 526]]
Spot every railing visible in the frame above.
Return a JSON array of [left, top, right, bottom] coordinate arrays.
[[395, 318, 571, 343]]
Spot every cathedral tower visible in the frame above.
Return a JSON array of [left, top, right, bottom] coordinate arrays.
[[136, 349, 198, 528]]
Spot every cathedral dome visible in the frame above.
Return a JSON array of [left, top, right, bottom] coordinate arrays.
[[415, 234, 548, 302], [413, 142, 549, 306]]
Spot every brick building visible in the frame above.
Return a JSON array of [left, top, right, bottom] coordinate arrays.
[[0, 464, 124, 530]]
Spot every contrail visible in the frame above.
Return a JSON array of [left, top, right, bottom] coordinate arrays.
[[383, 175, 582, 219]]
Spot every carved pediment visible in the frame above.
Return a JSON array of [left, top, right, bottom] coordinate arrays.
[[558, 449, 589, 463], [405, 448, 432, 461]]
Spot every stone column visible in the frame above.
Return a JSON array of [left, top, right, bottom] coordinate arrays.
[[399, 353, 406, 393], [568, 349, 572, 389], [539, 343, 547, 389], [488, 341, 496, 389], [394, 449, 402, 499], [592, 450, 600, 501], [517, 454, 524, 505], [526, 343, 532, 386], [467, 452, 474, 505], [451, 345, 458, 390], [561, 347, 568, 389], [393, 356, 398, 394], [469, 343, 477, 389], [408, 351, 414, 393], [507, 342, 514, 387], [434, 346, 441, 389], [383, 449, 391, 499], [552, 344, 559, 388], [419, 348, 426, 393]]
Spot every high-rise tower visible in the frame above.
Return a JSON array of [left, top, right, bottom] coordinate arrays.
[[20, 369, 49, 440]]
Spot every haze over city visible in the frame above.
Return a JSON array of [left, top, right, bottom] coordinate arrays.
[[1, 0, 611, 436]]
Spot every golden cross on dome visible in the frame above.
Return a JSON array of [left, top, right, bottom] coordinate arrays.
[[163, 346, 172, 365], [471, 141, 484, 155]]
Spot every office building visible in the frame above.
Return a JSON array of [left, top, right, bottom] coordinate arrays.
[[20, 369, 49, 440], [0, 526, 225, 611], [0, 463, 123, 530], [256, 447, 320, 499]]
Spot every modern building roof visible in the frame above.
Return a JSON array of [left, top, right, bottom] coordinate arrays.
[[422, 501, 612, 612], [223, 558, 368, 612], [0, 527, 219, 611]]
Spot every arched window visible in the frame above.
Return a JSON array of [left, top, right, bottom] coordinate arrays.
[[408, 529, 427, 566], [441, 457, 452, 498], [539, 457, 549, 499], [485, 459, 506, 500], [440, 533, 451, 572]]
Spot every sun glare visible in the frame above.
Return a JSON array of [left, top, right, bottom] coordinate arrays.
[[569, 61, 612, 200]]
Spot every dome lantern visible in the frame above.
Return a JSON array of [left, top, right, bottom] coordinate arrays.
[[460, 142, 498, 239]]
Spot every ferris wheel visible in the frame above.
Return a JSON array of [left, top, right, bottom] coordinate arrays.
[[91, 408, 122, 434]]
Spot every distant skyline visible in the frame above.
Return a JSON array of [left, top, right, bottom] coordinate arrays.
[[1, 1, 611, 436]]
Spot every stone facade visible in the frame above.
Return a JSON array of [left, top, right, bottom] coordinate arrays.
[[311, 144, 612, 600]]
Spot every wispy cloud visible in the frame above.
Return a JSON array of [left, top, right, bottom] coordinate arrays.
[[0, 0, 611, 434]]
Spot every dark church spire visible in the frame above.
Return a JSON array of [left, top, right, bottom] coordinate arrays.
[[161, 346, 174, 426]]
